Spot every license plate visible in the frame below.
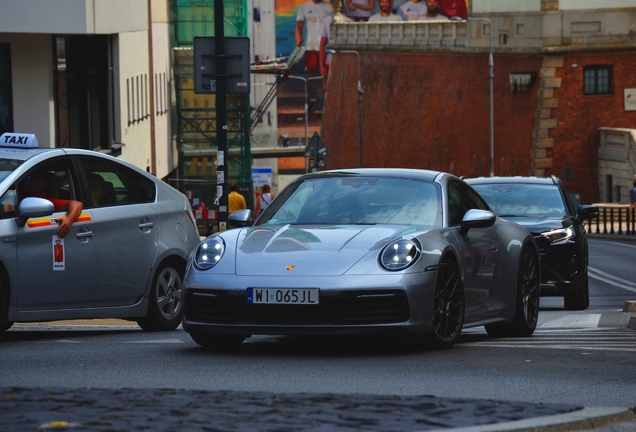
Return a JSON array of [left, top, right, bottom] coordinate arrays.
[[247, 288, 319, 305]]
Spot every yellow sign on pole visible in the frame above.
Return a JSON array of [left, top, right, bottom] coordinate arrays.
[[219, 222, 227, 231]]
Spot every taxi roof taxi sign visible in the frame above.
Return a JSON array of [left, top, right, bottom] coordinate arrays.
[[0, 133, 39, 149]]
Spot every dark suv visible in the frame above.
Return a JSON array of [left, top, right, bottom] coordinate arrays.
[[466, 176, 598, 310]]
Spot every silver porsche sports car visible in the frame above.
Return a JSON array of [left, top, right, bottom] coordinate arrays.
[[183, 169, 541, 350]]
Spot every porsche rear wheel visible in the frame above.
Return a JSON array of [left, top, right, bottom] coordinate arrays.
[[486, 247, 540, 338], [426, 260, 465, 349], [189, 332, 246, 349]]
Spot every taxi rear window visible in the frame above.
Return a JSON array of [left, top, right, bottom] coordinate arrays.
[[0, 159, 23, 182]]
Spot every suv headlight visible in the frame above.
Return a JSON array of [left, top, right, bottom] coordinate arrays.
[[541, 227, 574, 244], [194, 236, 225, 270], [380, 238, 421, 271]]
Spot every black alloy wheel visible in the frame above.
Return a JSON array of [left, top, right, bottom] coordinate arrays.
[[486, 247, 540, 337], [564, 275, 589, 311], [426, 260, 465, 349]]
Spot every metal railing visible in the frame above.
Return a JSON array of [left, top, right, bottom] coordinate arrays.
[[586, 204, 636, 236]]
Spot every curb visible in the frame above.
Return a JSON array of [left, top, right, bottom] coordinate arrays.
[[624, 301, 636, 331], [428, 407, 634, 432]]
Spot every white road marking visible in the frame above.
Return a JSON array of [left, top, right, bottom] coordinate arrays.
[[592, 240, 636, 250], [588, 266, 636, 292], [123, 339, 185, 344], [538, 314, 602, 328], [462, 328, 636, 352]]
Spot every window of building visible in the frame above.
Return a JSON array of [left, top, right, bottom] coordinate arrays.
[[0, 43, 14, 135], [584, 66, 612, 95], [54, 36, 117, 154]]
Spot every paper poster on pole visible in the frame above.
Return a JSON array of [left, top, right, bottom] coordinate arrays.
[[214, 186, 223, 205]]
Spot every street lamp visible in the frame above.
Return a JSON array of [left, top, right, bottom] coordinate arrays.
[[288, 75, 324, 172], [287, 75, 309, 152], [326, 49, 363, 168], [467, 18, 494, 177]]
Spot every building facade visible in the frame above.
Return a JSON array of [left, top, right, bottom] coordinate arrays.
[[322, 1, 636, 203], [0, 0, 177, 179]]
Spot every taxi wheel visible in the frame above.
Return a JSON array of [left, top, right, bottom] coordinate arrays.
[[0, 283, 13, 332], [137, 260, 184, 332]]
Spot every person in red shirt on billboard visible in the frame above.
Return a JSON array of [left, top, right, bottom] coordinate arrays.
[[440, 0, 467, 19]]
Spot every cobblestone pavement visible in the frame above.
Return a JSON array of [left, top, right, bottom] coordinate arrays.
[[1, 387, 632, 432]]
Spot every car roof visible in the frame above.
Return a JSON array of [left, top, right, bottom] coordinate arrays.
[[307, 168, 443, 182], [465, 176, 559, 186], [0, 147, 59, 162]]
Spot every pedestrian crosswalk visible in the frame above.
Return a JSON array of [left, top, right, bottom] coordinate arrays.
[[461, 327, 636, 352]]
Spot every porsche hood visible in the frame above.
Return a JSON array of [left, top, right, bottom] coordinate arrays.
[[232, 224, 428, 276]]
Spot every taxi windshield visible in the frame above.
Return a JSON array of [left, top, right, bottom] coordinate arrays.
[[0, 159, 23, 182]]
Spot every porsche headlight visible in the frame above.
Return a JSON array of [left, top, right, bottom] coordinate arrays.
[[380, 238, 421, 271], [541, 227, 575, 244], [194, 236, 225, 270]]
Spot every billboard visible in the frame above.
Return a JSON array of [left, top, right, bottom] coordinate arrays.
[[273, 0, 467, 165]]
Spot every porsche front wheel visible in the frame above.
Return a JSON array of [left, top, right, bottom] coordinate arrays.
[[426, 260, 465, 349]]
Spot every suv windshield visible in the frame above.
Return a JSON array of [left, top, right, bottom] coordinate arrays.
[[471, 183, 566, 218]]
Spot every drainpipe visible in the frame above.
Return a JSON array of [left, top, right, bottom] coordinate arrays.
[[147, 0, 157, 175]]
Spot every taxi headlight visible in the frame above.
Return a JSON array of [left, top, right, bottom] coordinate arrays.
[[541, 227, 575, 244], [380, 238, 421, 271], [194, 236, 225, 270]]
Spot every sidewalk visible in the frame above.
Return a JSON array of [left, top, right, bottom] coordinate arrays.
[[1, 387, 634, 431]]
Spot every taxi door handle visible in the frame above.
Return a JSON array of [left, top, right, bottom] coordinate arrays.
[[139, 220, 154, 229], [76, 229, 93, 238]]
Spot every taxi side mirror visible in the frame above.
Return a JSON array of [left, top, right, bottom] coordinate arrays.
[[16, 197, 54, 227]]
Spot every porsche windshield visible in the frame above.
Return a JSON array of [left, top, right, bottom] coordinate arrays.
[[261, 176, 442, 227]]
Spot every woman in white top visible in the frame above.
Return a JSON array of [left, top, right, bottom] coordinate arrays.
[[256, 184, 275, 218]]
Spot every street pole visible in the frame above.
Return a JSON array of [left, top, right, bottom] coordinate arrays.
[[214, 1, 229, 228], [467, 18, 494, 177], [287, 75, 309, 172], [327, 49, 362, 167]]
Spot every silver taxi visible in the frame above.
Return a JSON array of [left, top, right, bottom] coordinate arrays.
[[0, 133, 200, 332]]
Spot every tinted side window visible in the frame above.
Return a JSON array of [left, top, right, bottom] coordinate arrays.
[[448, 181, 483, 226], [17, 158, 78, 206], [79, 157, 155, 207]]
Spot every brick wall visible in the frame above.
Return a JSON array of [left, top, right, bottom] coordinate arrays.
[[550, 53, 636, 202], [321, 50, 636, 203]]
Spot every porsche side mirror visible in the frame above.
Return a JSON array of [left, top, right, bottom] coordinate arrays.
[[460, 209, 496, 236], [16, 197, 54, 227], [228, 209, 253, 228]]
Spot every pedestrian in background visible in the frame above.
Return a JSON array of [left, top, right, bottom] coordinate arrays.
[[255, 184, 275, 218], [228, 183, 247, 214], [630, 180, 636, 205]]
